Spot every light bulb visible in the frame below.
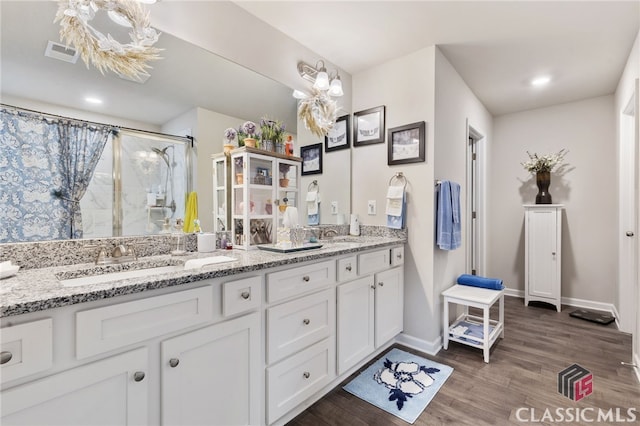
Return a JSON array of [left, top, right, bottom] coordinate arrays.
[[313, 71, 330, 91], [328, 76, 343, 97]]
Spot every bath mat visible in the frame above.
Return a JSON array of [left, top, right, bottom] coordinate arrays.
[[343, 348, 453, 424]]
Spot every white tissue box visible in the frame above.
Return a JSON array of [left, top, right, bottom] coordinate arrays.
[[197, 233, 217, 253]]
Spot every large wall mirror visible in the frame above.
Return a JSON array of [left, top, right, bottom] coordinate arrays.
[[1, 1, 351, 243]]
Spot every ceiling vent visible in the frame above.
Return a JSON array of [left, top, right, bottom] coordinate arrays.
[[44, 41, 79, 64]]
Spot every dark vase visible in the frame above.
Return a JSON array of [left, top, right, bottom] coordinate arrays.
[[536, 171, 552, 204]]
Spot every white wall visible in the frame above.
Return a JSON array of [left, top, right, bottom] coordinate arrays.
[[352, 47, 437, 348], [433, 48, 493, 337], [489, 96, 617, 304]]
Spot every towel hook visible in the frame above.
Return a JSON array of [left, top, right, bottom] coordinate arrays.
[[307, 180, 319, 192], [388, 172, 407, 190]]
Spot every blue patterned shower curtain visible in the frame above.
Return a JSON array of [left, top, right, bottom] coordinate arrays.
[[0, 107, 110, 242]]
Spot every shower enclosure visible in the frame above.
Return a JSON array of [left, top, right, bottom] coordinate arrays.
[[81, 130, 192, 238]]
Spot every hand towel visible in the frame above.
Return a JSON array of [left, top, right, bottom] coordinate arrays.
[[183, 192, 198, 233], [386, 186, 405, 230], [307, 191, 319, 225], [457, 274, 504, 290], [436, 181, 461, 250], [282, 206, 299, 228]]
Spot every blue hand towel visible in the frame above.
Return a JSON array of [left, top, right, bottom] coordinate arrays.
[[457, 274, 504, 290], [436, 181, 461, 250]]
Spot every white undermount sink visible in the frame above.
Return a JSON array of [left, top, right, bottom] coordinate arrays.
[[57, 255, 237, 287]]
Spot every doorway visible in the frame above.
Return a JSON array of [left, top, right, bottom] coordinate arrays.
[[467, 122, 486, 276]]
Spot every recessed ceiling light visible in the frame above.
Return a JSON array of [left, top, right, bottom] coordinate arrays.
[[531, 76, 551, 87], [85, 97, 103, 104]]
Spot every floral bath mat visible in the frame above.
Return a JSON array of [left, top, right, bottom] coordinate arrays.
[[343, 348, 453, 424]]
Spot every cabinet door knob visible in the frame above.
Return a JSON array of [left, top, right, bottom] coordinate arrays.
[[371, 285, 376, 290], [397, 254, 402, 259], [302, 318, 310, 325], [627, 231, 635, 237], [133, 371, 145, 382], [302, 275, 310, 282], [378, 282, 384, 287], [551, 252, 556, 256], [0, 351, 12, 365], [169, 358, 180, 368], [302, 371, 310, 379], [241, 291, 250, 300], [345, 265, 352, 272]]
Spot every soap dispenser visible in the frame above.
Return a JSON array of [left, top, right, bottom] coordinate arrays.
[[349, 214, 360, 236]]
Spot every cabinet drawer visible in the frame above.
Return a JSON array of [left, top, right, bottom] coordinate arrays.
[[337, 256, 357, 282], [266, 338, 335, 424], [267, 260, 336, 303], [358, 249, 390, 275], [1, 318, 52, 384], [267, 289, 335, 364], [391, 246, 405, 267], [223, 275, 261, 317], [76, 286, 213, 359]]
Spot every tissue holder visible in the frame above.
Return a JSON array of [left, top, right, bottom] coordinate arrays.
[[197, 233, 217, 253]]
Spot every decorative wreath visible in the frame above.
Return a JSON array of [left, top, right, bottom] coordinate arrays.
[[55, 0, 162, 79], [297, 89, 338, 138]]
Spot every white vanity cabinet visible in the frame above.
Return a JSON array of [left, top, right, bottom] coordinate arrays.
[[161, 312, 261, 426], [1, 347, 149, 426], [524, 204, 563, 312], [336, 248, 404, 375]]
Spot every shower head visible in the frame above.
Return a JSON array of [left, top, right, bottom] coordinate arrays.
[[152, 147, 171, 167]]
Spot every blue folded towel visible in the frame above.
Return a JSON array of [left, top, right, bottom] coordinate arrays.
[[457, 274, 504, 290], [436, 181, 461, 250]]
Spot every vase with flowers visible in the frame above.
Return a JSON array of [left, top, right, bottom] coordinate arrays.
[[279, 163, 291, 188], [234, 157, 244, 185], [260, 116, 285, 153], [521, 149, 568, 204], [238, 121, 259, 148], [223, 127, 237, 154]]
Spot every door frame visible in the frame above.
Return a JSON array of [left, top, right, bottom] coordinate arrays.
[[466, 121, 486, 276]]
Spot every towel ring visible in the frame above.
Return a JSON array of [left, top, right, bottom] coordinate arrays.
[[388, 172, 407, 190], [307, 180, 320, 192]]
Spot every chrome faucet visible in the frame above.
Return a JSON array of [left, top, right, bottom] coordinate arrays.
[[322, 229, 339, 240]]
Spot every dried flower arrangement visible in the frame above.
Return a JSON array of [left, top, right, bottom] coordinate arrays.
[[237, 121, 259, 145], [521, 149, 568, 173], [224, 128, 237, 144], [55, 0, 162, 80], [298, 90, 338, 137], [260, 117, 285, 143]]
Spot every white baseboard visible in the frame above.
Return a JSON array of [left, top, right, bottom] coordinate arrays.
[[395, 332, 442, 356], [503, 287, 617, 316]]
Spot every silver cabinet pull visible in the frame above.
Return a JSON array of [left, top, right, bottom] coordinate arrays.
[[0, 351, 12, 365], [302, 371, 310, 379], [133, 371, 145, 382], [378, 282, 384, 287], [371, 285, 376, 290], [169, 358, 180, 368], [241, 291, 250, 300], [302, 275, 310, 282], [345, 265, 352, 272], [302, 318, 310, 325], [627, 231, 635, 237], [397, 253, 402, 259]]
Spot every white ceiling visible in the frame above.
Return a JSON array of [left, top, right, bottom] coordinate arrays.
[[236, 1, 640, 115]]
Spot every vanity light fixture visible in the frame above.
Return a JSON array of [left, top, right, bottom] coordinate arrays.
[[296, 60, 343, 97], [531, 75, 551, 87]]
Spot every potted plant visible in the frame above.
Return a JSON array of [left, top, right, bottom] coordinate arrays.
[[279, 163, 291, 188], [260, 116, 285, 152], [521, 149, 567, 204], [223, 127, 237, 153], [238, 121, 258, 148], [234, 157, 244, 184]]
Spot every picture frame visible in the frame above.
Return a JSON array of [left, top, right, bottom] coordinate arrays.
[[353, 105, 385, 146], [324, 114, 351, 152], [300, 143, 323, 175], [387, 121, 426, 165]]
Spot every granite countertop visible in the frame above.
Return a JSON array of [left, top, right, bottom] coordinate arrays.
[[0, 236, 405, 317]]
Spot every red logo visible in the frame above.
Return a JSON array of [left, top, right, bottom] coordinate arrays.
[[558, 364, 593, 401]]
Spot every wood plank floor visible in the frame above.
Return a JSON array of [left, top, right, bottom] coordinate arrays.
[[287, 297, 640, 425]]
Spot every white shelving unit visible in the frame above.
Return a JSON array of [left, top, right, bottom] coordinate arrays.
[[226, 147, 301, 250]]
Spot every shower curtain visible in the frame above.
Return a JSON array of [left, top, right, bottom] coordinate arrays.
[[0, 107, 110, 242]]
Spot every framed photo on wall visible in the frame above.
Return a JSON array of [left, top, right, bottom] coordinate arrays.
[[387, 121, 426, 165], [325, 114, 350, 152], [301, 143, 323, 175], [353, 105, 385, 146]]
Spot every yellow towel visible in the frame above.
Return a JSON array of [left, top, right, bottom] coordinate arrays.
[[183, 191, 198, 233]]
